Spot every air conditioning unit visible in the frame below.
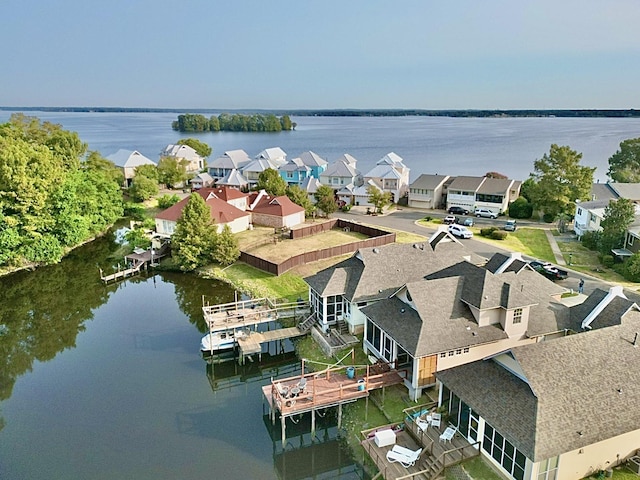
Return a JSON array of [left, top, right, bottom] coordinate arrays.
[[629, 456, 640, 474]]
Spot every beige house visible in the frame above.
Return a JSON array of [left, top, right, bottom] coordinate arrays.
[[408, 174, 450, 209], [160, 144, 205, 173], [247, 190, 305, 228], [106, 149, 156, 187]]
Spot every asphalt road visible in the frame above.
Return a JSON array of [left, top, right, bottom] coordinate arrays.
[[336, 207, 640, 303]]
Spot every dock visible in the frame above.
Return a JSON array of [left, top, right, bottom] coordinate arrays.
[[100, 241, 170, 284], [237, 327, 307, 361], [202, 297, 309, 331], [263, 360, 405, 443]]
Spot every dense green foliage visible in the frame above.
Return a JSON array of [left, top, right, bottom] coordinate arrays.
[[508, 197, 533, 218], [128, 175, 158, 202], [314, 185, 338, 217], [157, 156, 189, 188], [0, 114, 123, 266], [623, 253, 640, 281], [212, 225, 240, 266], [177, 137, 212, 158], [157, 194, 181, 209], [599, 198, 635, 254], [528, 144, 594, 220], [172, 113, 294, 132], [286, 184, 315, 217], [256, 168, 287, 196], [171, 194, 217, 271], [367, 184, 393, 213], [607, 137, 640, 182]]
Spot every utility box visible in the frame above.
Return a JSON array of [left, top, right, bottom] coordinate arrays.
[[374, 429, 396, 448]]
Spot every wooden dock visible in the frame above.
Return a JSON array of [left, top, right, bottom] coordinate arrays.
[[100, 242, 170, 284], [237, 327, 306, 361], [263, 361, 405, 443]]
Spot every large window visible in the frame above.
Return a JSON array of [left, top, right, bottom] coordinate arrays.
[[482, 424, 526, 480], [476, 193, 504, 204]]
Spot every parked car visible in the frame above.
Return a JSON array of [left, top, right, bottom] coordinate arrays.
[[475, 208, 497, 219], [443, 215, 457, 224], [448, 224, 473, 239], [462, 217, 474, 227], [448, 206, 469, 215], [529, 261, 568, 281], [504, 220, 517, 231]]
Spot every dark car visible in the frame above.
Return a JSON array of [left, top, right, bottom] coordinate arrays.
[[529, 261, 568, 281], [448, 206, 469, 215]]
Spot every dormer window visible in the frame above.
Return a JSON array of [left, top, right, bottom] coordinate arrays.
[[406, 290, 412, 302], [513, 308, 523, 324]]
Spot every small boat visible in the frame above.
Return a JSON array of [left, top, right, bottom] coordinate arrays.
[[200, 329, 248, 352]]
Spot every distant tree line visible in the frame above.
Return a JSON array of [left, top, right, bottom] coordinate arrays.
[[171, 113, 295, 132]]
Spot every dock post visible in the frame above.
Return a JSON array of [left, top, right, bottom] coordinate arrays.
[[311, 408, 315, 436], [365, 396, 369, 422], [281, 415, 286, 444], [337, 403, 342, 429]]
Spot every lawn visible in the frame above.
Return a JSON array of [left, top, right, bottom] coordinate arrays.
[[556, 238, 630, 285]]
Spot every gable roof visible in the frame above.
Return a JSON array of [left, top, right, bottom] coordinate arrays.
[[476, 177, 514, 195], [107, 149, 156, 168], [298, 151, 327, 167], [217, 169, 248, 187], [608, 182, 640, 201], [242, 158, 278, 173], [377, 152, 406, 167], [160, 144, 204, 161], [155, 192, 249, 224], [204, 186, 248, 202], [210, 150, 251, 169], [364, 164, 402, 180], [256, 147, 287, 165], [323, 160, 359, 178], [248, 193, 304, 217], [410, 174, 450, 190], [447, 176, 485, 192], [336, 153, 358, 166], [437, 313, 640, 461], [300, 176, 322, 193]]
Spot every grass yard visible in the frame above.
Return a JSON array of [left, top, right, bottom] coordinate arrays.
[[556, 239, 630, 285], [472, 227, 556, 262], [445, 456, 504, 480], [237, 226, 368, 262]]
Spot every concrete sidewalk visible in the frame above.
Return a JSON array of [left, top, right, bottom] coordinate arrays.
[[545, 229, 567, 266]]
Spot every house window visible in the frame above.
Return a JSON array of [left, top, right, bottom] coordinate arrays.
[[589, 212, 597, 224], [629, 235, 635, 246], [482, 424, 527, 480], [440, 353, 446, 358], [366, 318, 382, 353], [577, 207, 583, 216], [537, 456, 559, 480], [448, 351, 455, 356], [455, 349, 462, 355], [463, 347, 469, 353], [287, 171, 293, 178], [513, 308, 523, 324]]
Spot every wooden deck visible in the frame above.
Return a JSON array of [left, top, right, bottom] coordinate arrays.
[[262, 364, 405, 418], [238, 327, 306, 357], [360, 406, 481, 480]]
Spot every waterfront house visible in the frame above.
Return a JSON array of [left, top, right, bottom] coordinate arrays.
[[160, 144, 205, 173], [208, 149, 251, 181], [206, 186, 249, 211], [247, 190, 305, 228], [436, 311, 640, 480], [303, 234, 484, 336], [445, 176, 485, 213], [363, 152, 410, 203], [320, 157, 363, 189], [408, 174, 450, 209], [300, 177, 322, 203], [297, 151, 328, 178], [445, 176, 520, 214], [106, 149, 156, 187], [279, 158, 311, 185], [155, 190, 250, 236], [573, 199, 610, 238], [255, 147, 287, 167], [190, 172, 214, 190], [216, 169, 249, 191], [242, 158, 279, 187]]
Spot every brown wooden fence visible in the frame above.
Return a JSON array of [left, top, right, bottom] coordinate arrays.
[[240, 220, 396, 276]]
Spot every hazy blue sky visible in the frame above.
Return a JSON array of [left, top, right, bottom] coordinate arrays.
[[2, 0, 639, 110]]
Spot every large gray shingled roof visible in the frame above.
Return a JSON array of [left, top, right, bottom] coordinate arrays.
[[438, 313, 640, 461]]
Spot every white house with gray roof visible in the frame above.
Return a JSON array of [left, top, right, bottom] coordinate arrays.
[[106, 149, 156, 187], [320, 158, 363, 189], [364, 152, 411, 203], [208, 149, 251, 181], [408, 174, 450, 209], [446, 176, 520, 215], [255, 147, 287, 167], [437, 308, 640, 480], [160, 144, 205, 173]]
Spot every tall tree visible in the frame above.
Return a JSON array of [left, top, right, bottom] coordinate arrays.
[[599, 198, 636, 253], [314, 185, 337, 217], [529, 144, 595, 219], [83, 151, 124, 186], [367, 185, 393, 213], [256, 168, 287, 196], [177, 138, 212, 158], [157, 156, 188, 188], [128, 175, 158, 202], [212, 224, 239, 266], [171, 194, 217, 271], [607, 137, 640, 183], [286, 185, 315, 217]]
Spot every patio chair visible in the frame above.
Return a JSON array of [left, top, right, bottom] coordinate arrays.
[[297, 377, 307, 392], [430, 412, 441, 428], [416, 416, 430, 432], [276, 383, 289, 399], [386, 445, 423, 468], [439, 426, 456, 443]]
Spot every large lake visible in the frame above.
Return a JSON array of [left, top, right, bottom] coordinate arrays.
[[0, 237, 359, 479], [1, 111, 640, 182]]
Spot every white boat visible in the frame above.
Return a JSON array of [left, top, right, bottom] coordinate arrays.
[[200, 329, 248, 352]]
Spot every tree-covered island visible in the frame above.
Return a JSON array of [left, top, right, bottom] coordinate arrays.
[[172, 113, 295, 132]]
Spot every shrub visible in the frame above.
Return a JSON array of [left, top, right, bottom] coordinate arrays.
[[580, 230, 601, 250], [623, 253, 640, 281], [341, 204, 351, 212], [123, 202, 146, 220], [601, 254, 614, 267], [508, 197, 534, 219], [423, 216, 433, 222], [491, 230, 508, 240], [157, 194, 180, 209], [480, 227, 498, 237], [542, 212, 556, 223]]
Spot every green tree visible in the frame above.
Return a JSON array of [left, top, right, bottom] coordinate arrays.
[[128, 175, 158, 202], [607, 137, 640, 182], [177, 138, 212, 158], [157, 156, 188, 188], [528, 144, 595, 220], [157, 194, 181, 209], [367, 185, 393, 213], [135, 164, 159, 181], [599, 198, 635, 254], [212, 224, 239, 266], [209, 116, 220, 132], [519, 177, 536, 202], [256, 168, 287, 196], [624, 252, 640, 281], [286, 185, 315, 217], [508, 197, 533, 219], [83, 151, 124, 186], [171, 193, 217, 271], [315, 185, 337, 217]]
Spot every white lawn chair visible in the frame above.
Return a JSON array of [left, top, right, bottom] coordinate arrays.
[[386, 445, 423, 468], [430, 412, 441, 428], [416, 416, 430, 432], [439, 426, 456, 443]]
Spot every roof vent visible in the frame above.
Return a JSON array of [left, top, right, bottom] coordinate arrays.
[[400, 308, 405, 313], [373, 248, 380, 253]]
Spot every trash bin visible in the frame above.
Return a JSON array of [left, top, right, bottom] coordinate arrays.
[[358, 379, 366, 391], [346, 366, 355, 379]]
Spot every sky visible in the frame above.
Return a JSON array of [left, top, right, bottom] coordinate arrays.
[[2, 0, 639, 110]]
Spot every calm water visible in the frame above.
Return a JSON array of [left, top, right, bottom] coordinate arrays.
[[2, 110, 640, 182], [0, 237, 361, 479]]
